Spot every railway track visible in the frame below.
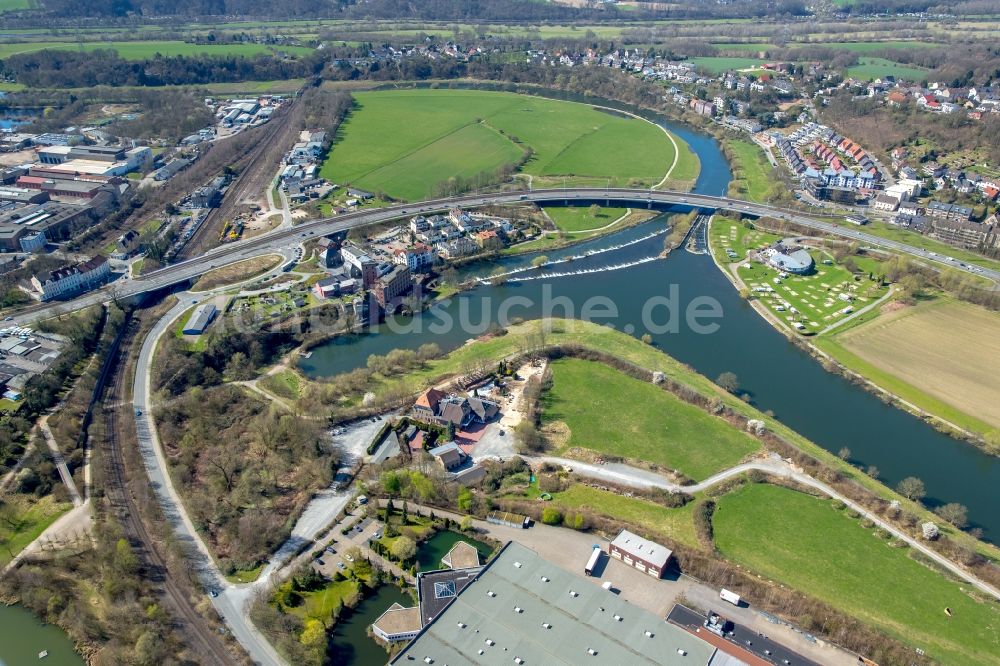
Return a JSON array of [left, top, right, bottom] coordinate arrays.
[[181, 100, 303, 260], [101, 316, 240, 665]]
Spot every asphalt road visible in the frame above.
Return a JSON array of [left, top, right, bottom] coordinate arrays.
[[14, 187, 998, 326], [132, 297, 286, 666], [668, 603, 823, 666]]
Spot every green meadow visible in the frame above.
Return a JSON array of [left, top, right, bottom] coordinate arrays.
[[846, 57, 928, 81], [319, 89, 682, 201], [540, 357, 759, 480], [715, 484, 1000, 665], [543, 206, 628, 232], [0, 40, 314, 60]]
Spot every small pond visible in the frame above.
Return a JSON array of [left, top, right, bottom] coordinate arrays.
[[326, 584, 411, 666], [416, 530, 493, 571], [0, 604, 83, 666]]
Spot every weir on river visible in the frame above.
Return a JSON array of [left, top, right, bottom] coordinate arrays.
[[478, 228, 668, 282], [299, 90, 1000, 544]]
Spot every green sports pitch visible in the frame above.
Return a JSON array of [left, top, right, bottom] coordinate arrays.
[[320, 88, 683, 201]]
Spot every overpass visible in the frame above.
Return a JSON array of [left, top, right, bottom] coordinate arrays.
[[13, 188, 999, 324]]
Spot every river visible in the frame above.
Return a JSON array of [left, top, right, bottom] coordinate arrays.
[[300, 92, 1000, 543], [0, 605, 83, 666]]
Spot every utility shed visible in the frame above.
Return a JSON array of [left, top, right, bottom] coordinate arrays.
[[609, 529, 672, 579], [182, 303, 217, 335]]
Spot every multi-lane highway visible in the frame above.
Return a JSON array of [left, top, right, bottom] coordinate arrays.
[[14, 187, 998, 324]]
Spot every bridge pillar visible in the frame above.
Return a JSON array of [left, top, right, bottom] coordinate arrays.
[[647, 200, 652, 209], [564, 199, 569, 206]]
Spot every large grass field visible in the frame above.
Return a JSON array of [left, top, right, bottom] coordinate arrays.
[[319, 89, 682, 201], [846, 57, 928, 81], [542, 206, 628, 233], [0, 0, 34, 11], [825, 299, 1000, 432], [726, 139, 776, 203], [540, 357, 760, 480], [715, 484, 1000, 665], [0, 40, 314, 60], [712, 41, 944, 55], [804, 40, 945, 53]]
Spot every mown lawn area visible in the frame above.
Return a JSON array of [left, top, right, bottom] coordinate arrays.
[[714, 484, 1000, 665], [540, 358, 760, 480], [543, 206, 627, 232], [0, 494, 71, 568], [0, 0, 35, 12], [846, 57, 927, 81], [709, 215, 781, 260], [727, 139, 776, 202], [273, 576, 362, 623], [320, 89, 680, 201], [510, 482, 699, 548], [736, 247, 887, 335], [225, 562, 265, 584]]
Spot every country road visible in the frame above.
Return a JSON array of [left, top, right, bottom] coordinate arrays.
[[133, 297, 286, 666]]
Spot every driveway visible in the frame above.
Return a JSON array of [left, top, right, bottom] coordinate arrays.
[[336, 413, 393, 466], [469, 422, 514, 459]]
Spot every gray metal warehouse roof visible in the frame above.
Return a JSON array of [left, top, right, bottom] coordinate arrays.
[[391, 542, 716, 666]]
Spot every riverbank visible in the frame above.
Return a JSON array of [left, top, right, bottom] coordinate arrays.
[[705, 216, 1000, 455], [502, 207, 660, 256]]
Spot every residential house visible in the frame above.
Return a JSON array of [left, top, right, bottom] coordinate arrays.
[[393, 244, 434, 272], [474, 229, 504, 252], [111, 229, 141, 260], [411, 388, 500, 428], [428, 441, 466, 472], [436, 236, 479, 259], [31, 255, 110, 300], [872, 193, 900, 212], [927, 201, 973, 221], [931, 217, 996, 249]]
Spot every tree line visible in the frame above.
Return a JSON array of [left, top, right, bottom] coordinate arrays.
[[0, 48, 326, 88], [16, 0, 811, 22]]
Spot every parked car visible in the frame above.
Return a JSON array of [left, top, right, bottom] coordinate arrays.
[[344, 554, 354, 562]]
